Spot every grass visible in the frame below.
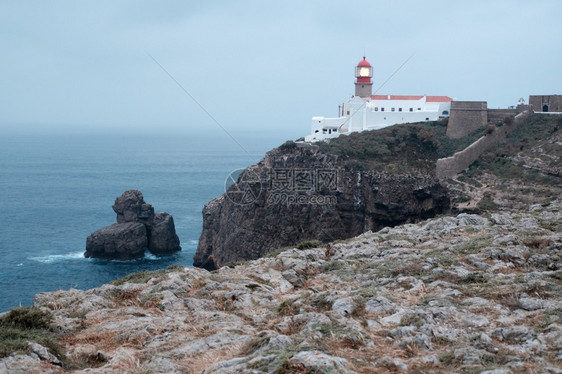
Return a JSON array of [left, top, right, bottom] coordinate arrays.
[[453, 235, 493, 254], [308, 293, 334, 312], [463, 114, 561, 186], [241, 335, 271, 355], [278, 298, 300, 316], [110, 264, 183, 286], [0, 306, 64, 360]]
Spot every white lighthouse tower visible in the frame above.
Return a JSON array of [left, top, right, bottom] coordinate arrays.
[[355, 56, 373, 98]]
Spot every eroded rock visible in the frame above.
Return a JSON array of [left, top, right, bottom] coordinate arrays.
[[85, 190, 181, 260]]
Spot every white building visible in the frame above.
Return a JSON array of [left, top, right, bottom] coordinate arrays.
[[305, 57, 453, 142]]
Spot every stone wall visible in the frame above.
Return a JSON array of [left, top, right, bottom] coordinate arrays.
[[529, 95, 562, 112], [487, 108, 517, 124], [447, 101, 488, 139], [436, 111, 531, 179]]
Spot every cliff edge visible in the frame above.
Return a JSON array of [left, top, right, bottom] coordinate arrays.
[[194, 142, 450, 270]]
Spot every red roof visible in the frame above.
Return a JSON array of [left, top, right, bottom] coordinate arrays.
[[426, 96, 453, 102], [370, 95, 452, 102], [357, 56, 371, 67]]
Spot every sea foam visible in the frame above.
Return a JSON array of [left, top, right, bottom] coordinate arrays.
[[28, 251, 84, 264]]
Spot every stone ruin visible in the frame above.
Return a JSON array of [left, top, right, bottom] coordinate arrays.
[[85, 190, 181, 260]]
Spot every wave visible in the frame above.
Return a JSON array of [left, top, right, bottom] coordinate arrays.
[[28, 251, 84, 264], [29, 249, 185, 264]]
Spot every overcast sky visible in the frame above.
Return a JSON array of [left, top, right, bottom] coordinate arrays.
[[1, 0, 560, 139]]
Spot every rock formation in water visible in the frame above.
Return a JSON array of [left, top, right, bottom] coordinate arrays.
[[84, 190, 181, 260], [194, 144, 450, 270]]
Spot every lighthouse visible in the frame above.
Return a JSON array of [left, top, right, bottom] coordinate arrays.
[[305, 56, 452, 142], [355, 56, 373, 98]]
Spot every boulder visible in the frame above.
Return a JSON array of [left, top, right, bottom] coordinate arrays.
[[112, 189, 155, 224], [85, 190, 181, 260], [148, 213, 181, 255], [85, 222, 147, 260]]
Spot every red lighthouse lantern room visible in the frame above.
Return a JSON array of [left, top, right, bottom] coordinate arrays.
[[355, 56, 373, 98]]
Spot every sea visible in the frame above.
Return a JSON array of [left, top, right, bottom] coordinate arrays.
[[0, 131, 285, 312]]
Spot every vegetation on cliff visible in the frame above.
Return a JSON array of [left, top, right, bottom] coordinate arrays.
[[465, 114, 560, 184], [447, 114, 561, 212], [316, 119, 483, 173], [0, 306, 63, 360]]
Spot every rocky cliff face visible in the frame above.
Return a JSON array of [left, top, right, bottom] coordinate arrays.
[[85, 190, 181, 260], [194, 144, 450, 270], [2, 200, 560, 373]]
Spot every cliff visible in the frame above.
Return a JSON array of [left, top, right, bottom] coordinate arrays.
[[1, 200, 561, 373], [194, 144, 450, 270], [195, 114, 561, 269]]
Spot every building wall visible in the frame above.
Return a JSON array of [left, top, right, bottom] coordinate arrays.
[[447, 101, 488, 139], [529, 95, 562, 112]]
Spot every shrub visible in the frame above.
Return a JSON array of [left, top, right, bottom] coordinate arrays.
[[296, 240, 323, 250], [477, 193, 499, 212], [110, 264, 182, 286], [279, 140, 297, 151], [0, 307, 64, 360], [0, 306, 52, 330]]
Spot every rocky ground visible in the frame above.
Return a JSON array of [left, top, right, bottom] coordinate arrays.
[[1, 200, 561, 373]]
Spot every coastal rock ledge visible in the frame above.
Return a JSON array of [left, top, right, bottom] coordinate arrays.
[[84, 190, 181, 260], [3, 199, 560, 373]]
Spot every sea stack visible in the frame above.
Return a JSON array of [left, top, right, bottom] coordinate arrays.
[[85, 190, 181, 260]]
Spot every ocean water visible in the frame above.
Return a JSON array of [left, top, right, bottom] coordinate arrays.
[[0, 132, 282, 312]]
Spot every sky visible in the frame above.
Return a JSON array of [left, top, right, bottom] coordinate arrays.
[[1, 0, 561, 140]]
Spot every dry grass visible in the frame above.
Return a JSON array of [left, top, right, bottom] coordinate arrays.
[[182, 342, 245, 372], [214, 293, 237, 312], [62, 329, 118, 351], [187, 278, 207, 297], [108, 288, 142, 307], [276, 316, 305, 336]]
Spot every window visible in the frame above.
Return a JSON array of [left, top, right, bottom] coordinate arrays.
[[442, 110, 449, 115], [347, 111, 350, 115], [381, 108, 385, 112], [315, 130, 319, 133], [398, 108, 402, 112], [374, 107, 378, 111], [391, 108, 395, 112], [333, 129, 337, 132], [418, 108, 421, 111], [409, 108, 413, 112], [425, 118, 429, 121]]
